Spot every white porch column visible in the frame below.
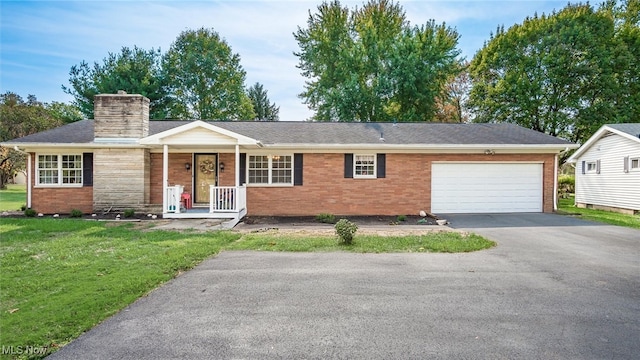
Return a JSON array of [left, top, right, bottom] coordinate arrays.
[[235, 144, 240, 187], [162, 144, 168, 212], [27, 153, 32, 208], [553, 154, 558, 211]]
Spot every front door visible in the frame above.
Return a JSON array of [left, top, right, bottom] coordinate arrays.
[[194, 153, 217, 204]]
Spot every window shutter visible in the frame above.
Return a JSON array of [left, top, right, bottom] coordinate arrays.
[[239, 153, 246, 185], [581, 161, 586, 175], [596, 159, 601, 174], [344, 154, 353, 178], [376, 154, 386, 178], [82, 153, 93, 186], [294, 153, 303, 186], [624, 156, 629, 173]]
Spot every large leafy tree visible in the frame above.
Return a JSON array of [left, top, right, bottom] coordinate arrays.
[[0, 93, 77, 189], [247, 83, 279, 121], [294, 0, 461, 122], [63, 46, 168, 119], [468, 2, 639, 144], [435, 62, 472, 123], [163, 28, 255, 120]]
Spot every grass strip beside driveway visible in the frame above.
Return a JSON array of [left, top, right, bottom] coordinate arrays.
[[0, 218, 493, 359], [558, 197, 640, 229]]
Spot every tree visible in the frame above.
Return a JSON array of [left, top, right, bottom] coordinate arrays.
[[435, 62, 472, 123], [468, 2, 639, 144], [163, 28, 255, 120], [247, 83, 279, 121], [294, 0, 461, 122], [63, 46, 168, 119], [0, 93, 65, 189]]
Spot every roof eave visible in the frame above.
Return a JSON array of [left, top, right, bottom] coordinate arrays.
[[567, 125, 640, 163]]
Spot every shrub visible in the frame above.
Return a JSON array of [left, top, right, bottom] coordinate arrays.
[[20, 204, 27, 211], [70, 209, 83, 218], [24, 208, 36, 217], [123, 209, 136, 218], [396, 215, 407, 222], [558, 175, 575, 197], [316, 213, 336, 224], [335, 218, 358, 245]]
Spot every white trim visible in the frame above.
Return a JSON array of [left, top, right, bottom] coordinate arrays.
[[568, 125, 640, 163], [553, 154, 558, 211], [353, 154, 376, 179], [162, 145, 168, 213], [246, 154, 293, 186], [34, 153, 83, 187], [139, 120, 259, 146]]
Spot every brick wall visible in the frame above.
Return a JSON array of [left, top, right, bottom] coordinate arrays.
[[29, 154, 93, 214], [147, 152, 556, 215], [245, 153, 556, 216]]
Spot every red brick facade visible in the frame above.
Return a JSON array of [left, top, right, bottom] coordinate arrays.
[[29, 153, 93, 214], [30, 151, 555, 215]]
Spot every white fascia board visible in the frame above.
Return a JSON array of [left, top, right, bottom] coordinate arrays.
[[568, 125, 640, 163], [5, 143, 147, 152], [259, 143, 577, 153], [139, 120, 258, 145]]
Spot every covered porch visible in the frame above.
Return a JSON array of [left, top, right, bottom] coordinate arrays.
[[139, 121, 260, 222]]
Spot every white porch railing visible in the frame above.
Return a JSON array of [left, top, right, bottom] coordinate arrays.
[[166, 185, 184, 213], [210, 185, 246, 213]]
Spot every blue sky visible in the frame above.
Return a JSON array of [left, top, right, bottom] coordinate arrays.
[[1, 0, 569, 121]]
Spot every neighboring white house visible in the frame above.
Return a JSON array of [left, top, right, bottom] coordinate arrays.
[[568, 123, 640, 214]]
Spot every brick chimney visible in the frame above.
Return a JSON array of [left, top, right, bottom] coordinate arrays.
[[94, 91, 149, 139]]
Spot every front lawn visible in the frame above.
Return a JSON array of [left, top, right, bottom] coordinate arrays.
[[0, 184, 26, 211], [0, 218, 494, 359], [558, 196, 640, 229]]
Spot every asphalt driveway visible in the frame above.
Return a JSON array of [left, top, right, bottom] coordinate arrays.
[[49, 214, 639, 359]]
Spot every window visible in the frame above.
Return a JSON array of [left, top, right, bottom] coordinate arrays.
[[631, 158, 640, 170], [37, 154, 82, 186], [248, 155, 292, 185], [354, 154, 376, 178], [586, 161, 597, 173]]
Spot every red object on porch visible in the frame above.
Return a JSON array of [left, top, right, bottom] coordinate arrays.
[[181, 193, 192, 209]]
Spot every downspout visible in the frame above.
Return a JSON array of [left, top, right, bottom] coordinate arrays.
[[13, 146, 31, 209]]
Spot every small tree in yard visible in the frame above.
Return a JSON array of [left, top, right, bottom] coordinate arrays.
[[335, 219, 358, 245]]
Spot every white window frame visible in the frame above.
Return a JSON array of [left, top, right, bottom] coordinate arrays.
[[36, 154, 83, 187], [585, 161, 597, 173], [354, 154, 376, 179], [630, 157, 640, 171], [247, 154, 293, 186]]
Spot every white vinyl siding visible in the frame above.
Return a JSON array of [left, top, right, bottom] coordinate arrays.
[[575, 134, 640, 211], [431, 163, 543, 213]]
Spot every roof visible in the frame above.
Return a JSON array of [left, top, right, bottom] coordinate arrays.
[[5, 120, 574, 148], [567, 123, 640, 163]]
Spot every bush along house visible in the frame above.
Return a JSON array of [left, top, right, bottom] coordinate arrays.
[[3, 92, 577, 226]]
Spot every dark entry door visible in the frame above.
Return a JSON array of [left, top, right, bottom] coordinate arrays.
[[194, 153, 217, 204]]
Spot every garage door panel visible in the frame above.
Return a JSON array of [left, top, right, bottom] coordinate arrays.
[[431, 163, 543, 213]]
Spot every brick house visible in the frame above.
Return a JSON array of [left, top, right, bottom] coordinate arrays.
[[3, 92, 576, 224]]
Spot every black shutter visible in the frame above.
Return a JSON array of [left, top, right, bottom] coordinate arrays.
[[239, 153, 247, 185], [596, 159, 601, 174], [624, 156, 629, 173], [581, 161, 586, 175], [344, 154, 353, 178], [376, 154, 386, 178], [82, 152, 93, 186], [294, 153, 303, 186]]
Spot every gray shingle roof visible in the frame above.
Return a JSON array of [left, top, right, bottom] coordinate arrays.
[[607, 123, 640, 138], [5, 120, 574, 146]]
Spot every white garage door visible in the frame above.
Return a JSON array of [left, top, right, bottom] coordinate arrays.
[[431, 163, 543, 213]]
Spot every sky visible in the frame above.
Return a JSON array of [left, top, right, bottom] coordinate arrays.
[[1, 0, 570, 121]]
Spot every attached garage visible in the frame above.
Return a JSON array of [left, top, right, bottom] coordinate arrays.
[[431, 162, 543, 213]]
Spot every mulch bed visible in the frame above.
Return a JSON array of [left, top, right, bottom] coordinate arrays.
[[243, 215, 439, 226]]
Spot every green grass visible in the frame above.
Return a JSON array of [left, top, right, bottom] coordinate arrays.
[[558, 196, 640, 229], [227, 231, 495, 253], [0, 184, 26, 211], [0, 218, 494, 359], [0, 219, 241, 358]]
